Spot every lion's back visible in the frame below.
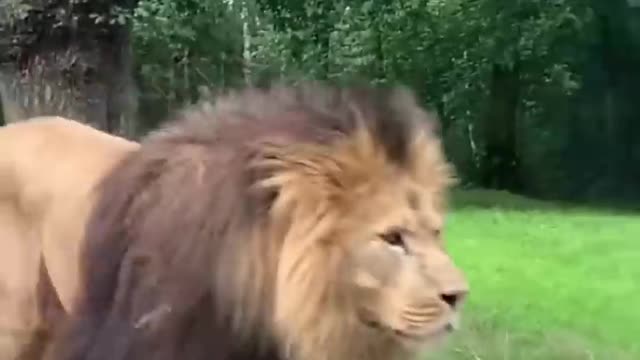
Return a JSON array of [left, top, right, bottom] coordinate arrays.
[[0, 116, 138, 202]]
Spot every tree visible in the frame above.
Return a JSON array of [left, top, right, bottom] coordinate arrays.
[[0, 0, 139, 136]]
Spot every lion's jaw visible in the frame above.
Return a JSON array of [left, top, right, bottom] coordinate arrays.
[[270, 210, 468, 360]]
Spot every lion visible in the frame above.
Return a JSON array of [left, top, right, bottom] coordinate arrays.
[[44, 83, 469, 360], [0, 116, 139, 359]]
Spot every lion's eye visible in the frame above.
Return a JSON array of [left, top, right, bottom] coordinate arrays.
[[379, 231, 407, 254]]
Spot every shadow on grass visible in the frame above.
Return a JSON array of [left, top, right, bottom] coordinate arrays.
[[450, 188, 640, 216]]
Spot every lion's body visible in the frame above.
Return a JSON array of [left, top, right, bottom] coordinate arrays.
[[0, 117, 139, 359], [45, 83, 469, 360]]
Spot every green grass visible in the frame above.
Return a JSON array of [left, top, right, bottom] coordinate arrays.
[[425, 189, 640, 360]]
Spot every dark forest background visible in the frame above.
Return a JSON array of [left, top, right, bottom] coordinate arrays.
[[1, 0, 639, 205]]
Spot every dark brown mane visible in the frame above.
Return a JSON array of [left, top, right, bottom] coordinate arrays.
[[43, 82, 440, 360], [152, 82, 432, 164]]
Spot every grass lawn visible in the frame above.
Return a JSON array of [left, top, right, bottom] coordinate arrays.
[[425, 189, 640, 360]]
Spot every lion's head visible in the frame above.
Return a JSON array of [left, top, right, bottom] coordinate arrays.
[[47, 82, 468, 360], [205, 84, 470, 360]]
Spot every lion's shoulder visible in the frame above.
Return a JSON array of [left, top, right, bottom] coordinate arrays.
[[0, 116, 138, 160], [0, 116, 142, 312]]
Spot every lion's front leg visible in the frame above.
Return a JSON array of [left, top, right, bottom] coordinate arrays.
[[0, 207, 44, 360], [0, 329, 33, 360], [0, 292, 46, 360]]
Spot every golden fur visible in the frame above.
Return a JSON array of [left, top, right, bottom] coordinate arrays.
[[45, 83, 469, 360], [0, 117, 139, 359]]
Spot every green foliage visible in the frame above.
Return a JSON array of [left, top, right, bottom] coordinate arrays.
[[131, 0, 244, 105], [127, 0, 640, 202]]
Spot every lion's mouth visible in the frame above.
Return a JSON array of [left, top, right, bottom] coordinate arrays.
[[393, 322, 452, 341], [393, 312, 461, 346], [359, 314, 459, 347], [358, 312, 458, 344]]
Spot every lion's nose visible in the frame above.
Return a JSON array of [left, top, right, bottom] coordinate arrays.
[[439, 289, 467, 309]]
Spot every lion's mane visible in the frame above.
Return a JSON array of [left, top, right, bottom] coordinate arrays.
[[44, 83, 464, 360]]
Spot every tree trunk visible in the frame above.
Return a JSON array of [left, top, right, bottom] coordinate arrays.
[[241, 0, 251, 84], [310, 0, 333, 79], [370, 5, 386, 83], [480, 61, 522, 191], [0, 95, 4, 125], [0, 0, 138, 137], [597, 2, 640, 197]]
